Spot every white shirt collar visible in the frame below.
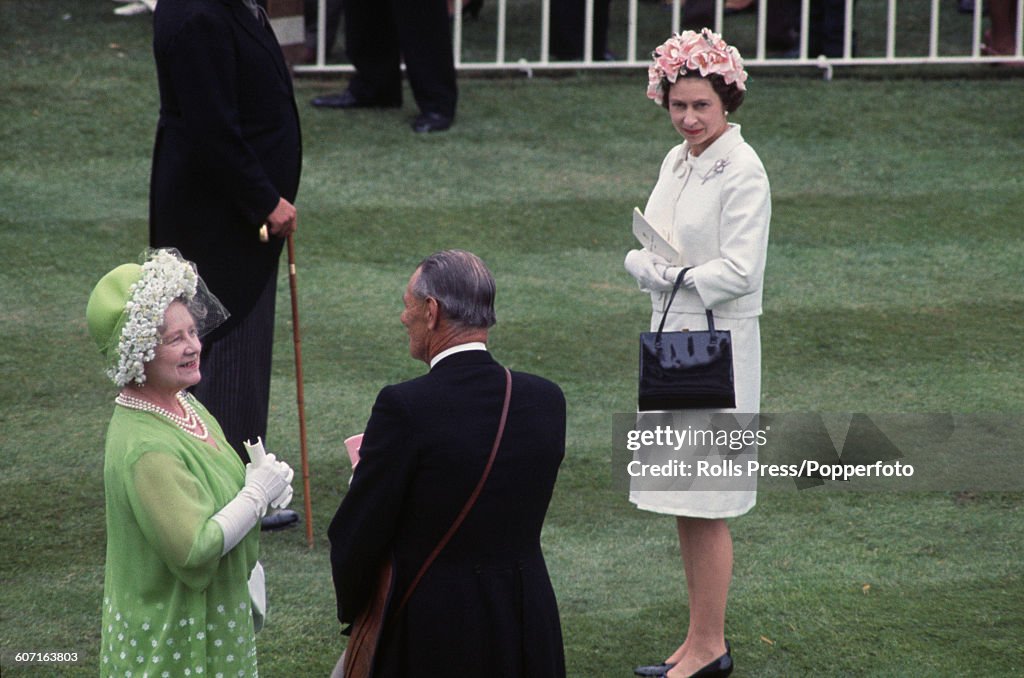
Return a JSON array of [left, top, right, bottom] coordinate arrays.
[[430, 342, 488, 369]]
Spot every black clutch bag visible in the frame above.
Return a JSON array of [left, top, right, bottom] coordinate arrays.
[[638, 268, 736, 411]]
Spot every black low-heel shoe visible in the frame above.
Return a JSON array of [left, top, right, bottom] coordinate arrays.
[[634, 663, 674, 676], [685, 649, 732, 677], [650, 641, 733, 678]]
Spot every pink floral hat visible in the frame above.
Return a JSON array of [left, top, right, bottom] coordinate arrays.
[[647, 28, 748, 105]]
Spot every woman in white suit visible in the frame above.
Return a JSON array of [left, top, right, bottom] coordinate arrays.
[[624, 30, 770, 678]]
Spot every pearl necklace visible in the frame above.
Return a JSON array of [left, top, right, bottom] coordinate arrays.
[[115, 391, 209, 440]]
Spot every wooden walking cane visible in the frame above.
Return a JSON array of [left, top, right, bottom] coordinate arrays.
[[286, 234, 315, 548]]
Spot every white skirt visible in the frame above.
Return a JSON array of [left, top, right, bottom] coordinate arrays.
[[629, 310, 760, 519]]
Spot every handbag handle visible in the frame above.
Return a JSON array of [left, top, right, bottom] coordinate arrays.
[[654, 267, 718, 348], [395, 366, 513, 613]]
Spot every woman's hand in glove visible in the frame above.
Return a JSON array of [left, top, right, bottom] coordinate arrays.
[[213, 460, 296, 554], [245, 459, 293, 509], [624, 249, 675, 292]]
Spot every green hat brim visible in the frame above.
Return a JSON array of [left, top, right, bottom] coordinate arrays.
[[86, 263, 143, 362]]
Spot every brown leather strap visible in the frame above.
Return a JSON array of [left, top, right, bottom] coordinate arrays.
[[396, 366, 513, 613]]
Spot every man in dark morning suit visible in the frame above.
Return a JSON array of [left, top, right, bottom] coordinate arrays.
[[309, 0, 457, 133], [328, 250, 567, 677], [150, 0, 302, 527]]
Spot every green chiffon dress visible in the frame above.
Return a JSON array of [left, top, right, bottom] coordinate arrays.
[[100, 394, 260, 678]]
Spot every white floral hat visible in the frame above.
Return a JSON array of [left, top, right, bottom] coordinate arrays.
[[86, 248, 229, 387]]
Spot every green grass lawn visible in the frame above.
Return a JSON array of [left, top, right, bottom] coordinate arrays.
[[1, 1, 1022, 676]]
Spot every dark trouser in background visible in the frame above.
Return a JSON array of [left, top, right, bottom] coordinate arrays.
[[549, 0, 612, 60], [762, 0, 857, 56], [193, 263, 278, 465], [343, 0, 458, 116]]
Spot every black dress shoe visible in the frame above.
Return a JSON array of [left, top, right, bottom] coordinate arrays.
[[311, 90, 400, 109], [634, 662, 674, 676], [261, 509, 300, 531], [656, 642, 733, 678], [411, 111, 453, 133]]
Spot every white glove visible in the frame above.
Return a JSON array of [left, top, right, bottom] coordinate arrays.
[[246, 460, 293, 508], [269, 464, 294, 510], [211, 461, 294, 555], [244, 437, 294, 509], [624, 249, 675, 292]]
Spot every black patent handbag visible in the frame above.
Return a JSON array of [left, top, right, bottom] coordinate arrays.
[[638, 267, 736, 410]]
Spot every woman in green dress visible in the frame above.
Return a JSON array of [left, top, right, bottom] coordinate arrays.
[[86, 249, 294, 677]]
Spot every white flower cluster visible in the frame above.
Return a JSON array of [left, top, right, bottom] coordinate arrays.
[[108, 250, 198, 387]]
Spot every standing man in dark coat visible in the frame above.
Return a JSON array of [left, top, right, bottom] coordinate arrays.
[[328, 250, 567, 677], [150, 0, 303, 527], [149, 2, 299, 456]]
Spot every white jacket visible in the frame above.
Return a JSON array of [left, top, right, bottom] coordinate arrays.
[[643, 124, 771, 319]]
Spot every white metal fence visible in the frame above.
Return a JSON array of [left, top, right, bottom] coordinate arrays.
[[296, 0, 1024, 77]]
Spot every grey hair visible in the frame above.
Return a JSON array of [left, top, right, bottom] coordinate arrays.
[[411, 250, 497, 329]]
